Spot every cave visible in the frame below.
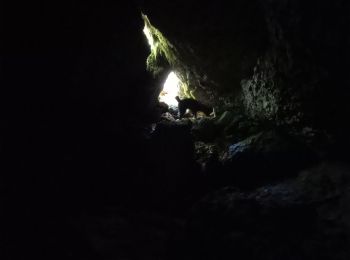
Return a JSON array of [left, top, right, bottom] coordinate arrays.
[[3, 1, 350, 259]]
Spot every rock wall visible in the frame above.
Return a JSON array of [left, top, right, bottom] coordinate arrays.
[[242, 0, 350, 130]]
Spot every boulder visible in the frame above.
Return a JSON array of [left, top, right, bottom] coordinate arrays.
[[222, 130, 318, 188], [192, 118, 220, 142]]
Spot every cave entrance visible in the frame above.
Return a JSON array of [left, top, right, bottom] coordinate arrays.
[[159, 71, 181, 107], [142, 13, 190, 109]]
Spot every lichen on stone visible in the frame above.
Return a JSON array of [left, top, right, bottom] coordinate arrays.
[[142, 14, 179, 74]]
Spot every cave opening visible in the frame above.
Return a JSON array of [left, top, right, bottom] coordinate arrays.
[[142, 13, 192, 111], [159, 71, 181, 108]]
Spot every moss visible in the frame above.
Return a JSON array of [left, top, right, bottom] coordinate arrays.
[[142, 13, 195, 99], [142, 14, 178, 73]]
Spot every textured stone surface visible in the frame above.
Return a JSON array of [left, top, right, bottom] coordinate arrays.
[[187, 163, 350, 260]]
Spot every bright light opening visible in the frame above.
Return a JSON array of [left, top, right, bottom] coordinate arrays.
[[159, 71, 181, 107], [143, 23, 156, 51]]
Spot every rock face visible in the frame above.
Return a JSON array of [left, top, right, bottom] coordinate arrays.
[[187, 163, 350, 260], [221, 130, 318, 188], [242, 0, 350, 129]]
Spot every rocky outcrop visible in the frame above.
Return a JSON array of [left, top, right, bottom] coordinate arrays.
[[221, 130, 317, 188], [187, 162, 350, 260], [242, 0, 350, 130]]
